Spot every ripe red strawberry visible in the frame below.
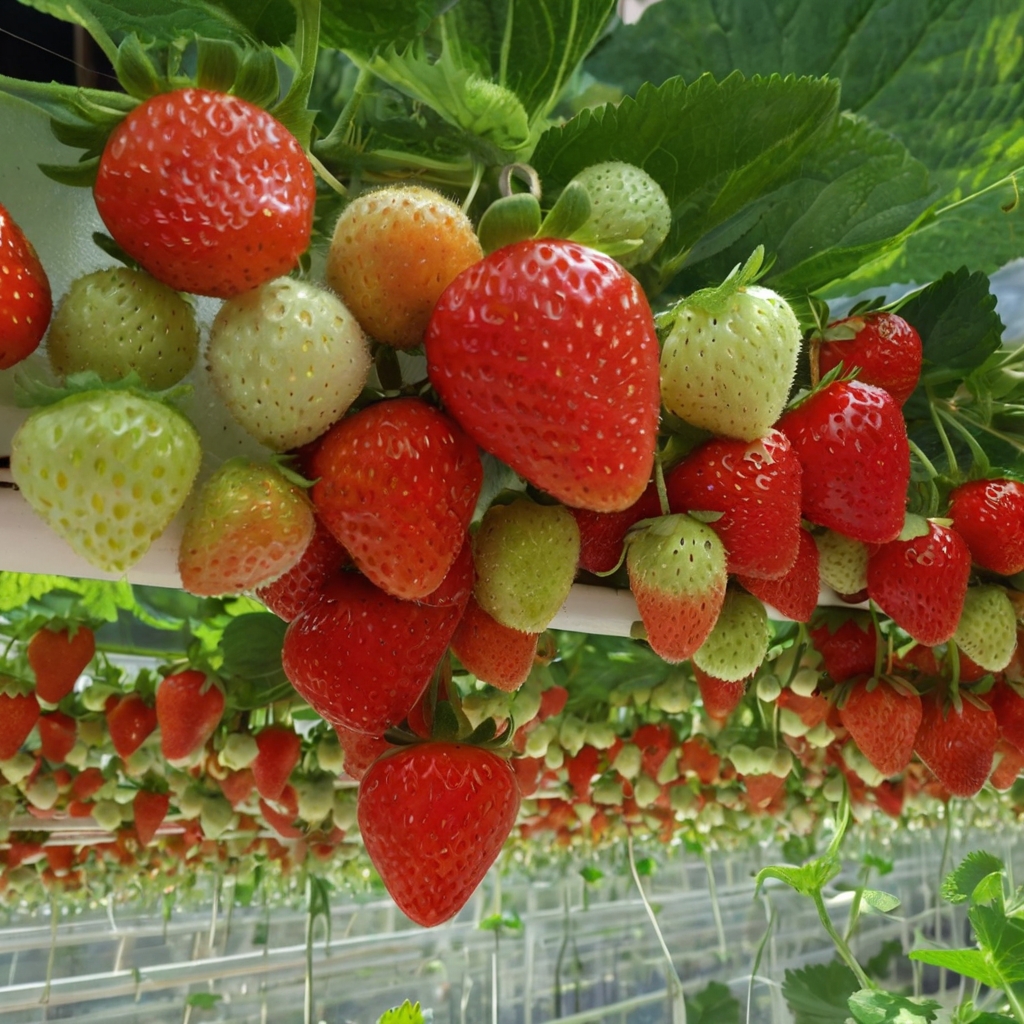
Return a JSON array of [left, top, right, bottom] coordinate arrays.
[[94, 88, 315, 298], [947, 478, 1024, 576], [27, 625, 95, 705], [256, 518, 350, 622], [742, 772, 787, 813], [564, 745, 602, 801], [71, 767, 105, 801], [357, 742, 520, 927], [817, 312, 922, 406], [426, 238, 661, 512], [0, 202, 51, 369], [312, 398, 481, 601], [737, 529, 820, 622], [333, 725, 394, 782], [218, 768, 254, 808], [105, 693, 157, 760], [133, 790, 170, 846], [282, 568, 469, 735], [0, 686, 40, 760], [38, 711, 77, 764], [990, 738, 1024, 791], [252, 726, 302, 802], [914, 693, 998, 797], [156, 671, 225, 762], [665, 429, 802, 579], [809, 614, 878, 683], [631, 724, 675, 778], [693, 666, 746, 721], [986, 680, 1024, 754], [838, 676, 922, 776], [260, 784, 303, 838], [178, 459, 315, 597], [572, 481, 661, 574], [778, 380, 910, 544], [624, 514, 728, 663], [866, 519, 971, 645], [538, 685, 570, 720], [450, 596, 539, 692]]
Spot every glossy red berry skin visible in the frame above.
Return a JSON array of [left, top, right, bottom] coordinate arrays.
[[94, 89, 315, 298], [948, 478, 1024, 576], [0, 203, 51, 369]]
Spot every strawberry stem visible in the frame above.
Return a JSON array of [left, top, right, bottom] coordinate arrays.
[[934, 404, 991, 476]]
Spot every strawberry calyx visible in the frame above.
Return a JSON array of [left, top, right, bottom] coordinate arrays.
[[0, 673, 35, 699], [14, 371, 193, 411]]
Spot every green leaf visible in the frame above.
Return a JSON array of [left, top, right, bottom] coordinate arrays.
[[377, 1000, 430, 1024], [782, 961, 860, 1024], [478, 909, 523, 932], [320, 0, 443, 53], [755, 855, 840, 898], [861, 890, 901, 914], [970, 903, 1024, 984], [24, 0, 296, 48], [865, 939, 904, 982], [531, 73, 840, 293], [580, 865, 604, 884], [218, 613, 293, 710], [847, 989, 940, 1024], [909, 947, 1003, 990], [685, 980, 740, 1024], [942, 851, 1007, 904], [185, 993, 223, 1008]]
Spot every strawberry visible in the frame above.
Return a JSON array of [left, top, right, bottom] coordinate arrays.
[[838, 676, 922, 776], [10, 387, 202, 573], [207, 277, 371, 451], [472, 498, 580, 633], [659, 250, 802, 442], [357, 742, 520, 927], [631, 724, 675, 779], [38, 711, 76, 764], [0, 202, 51, 368], [178, 459, 315, 597], [333, 725, 394, 782], [914, 692, 998, 798], [47, 267, 200, 389], [282, 568, 469, 735], [816, 312, 922, 406], [27, 625, 95, 705], [571, 480, 661, 574], [692, 590, 770, 682], [426, 238, 661, 512], [866, 518, 971, 645], [218, 768, 254, 808], [105, 693, 157, 760], [738, 529, 820, 622], [564, 744, 602, 800], [778, 379, 910, 544], [809, 613, 878, 683], [94, 88, 315, 298], [987, 680, 1024, 754], [251, 726, 302, 802], [256, 518, 349, 622], [312, 398, 481, 601], [814, 530, 871, 596], [665, 429, 802, 579], [133, 790, 170, 846], [991, 739, 1024, 791], [742, 772, 787, 814], [947, 478, 1024, 576], [569, 161, 671, 267], [260, 785, 303, 839], [156, 670, 225, 762], [326, 186, 483, 350], [0, 684, 39, 760], [624, 514, 727, 663], [953, 585, 1018, 672], [450, 596, 539, 692], [693, 667, 746, 721], [71, 767, 105, 801]]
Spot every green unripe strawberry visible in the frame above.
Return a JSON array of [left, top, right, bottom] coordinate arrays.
[[47, 267, 200, 390], [624, 514, 728, 663], [660, 248, 801, 441], [815, 529, 869, 595], [11, 388, 202, 573], [692, 590, 770, 682], [207, 277, 371, 451], [570, 161, 671, 267], [473, 498, 580, 632], [954, 585, 1017, 671]]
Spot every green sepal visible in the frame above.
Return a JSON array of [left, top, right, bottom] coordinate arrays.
[[478, 193, 542, 254], [659, 245, 771, 328], [431, 700, 462, 742], [196, 38, 242, 94], [14, 371, 193, 411], [897, 512, 932, 542], [234, 48, 282, 108], [115, 34, 165, 101], [91, 232, 140, 270], [38, 157, 100, 189], [48, 117, 111, 155], [0, 674, 35, 699], [269, 455, 315, 490], [540, 180, 592, 240]]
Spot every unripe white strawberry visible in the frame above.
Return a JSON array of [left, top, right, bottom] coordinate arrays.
[[592, 778, 624, 805], [752, 746, 778, 775], [558, 716, 587, 757], [573, 802, 597, 825], [815, 530, 870, 595], [660, 248, 801, 441], [790, 668, 821, 698], [123, 746, 154, 777], [544, 743, 565, 770], [655, 749, 680, 785], [207, 277, 371, 451], [584, 722, 617, 750], [525, 721, 557, 759], [779, 708, 811, 738], [692, 591, 770, 682], [176, 785, 204, 819], [93, 798, 124, 831], [23, 775, 58, 810], [670, 785, 699, 817], [822, 775, 846, 802], [333, 790, 357, 831], [651, 675, 692, 713], [806, 721, 836, 748], [612, 743, 642, 779], [219, 733, 259, 771], [200, 795, 236, 839], [633, 775, 662, 808], [756, 674, 782, 702], [510, 682, 542, 727], [315, 735, 346, 775], [64, 741, 89, 769], [0, 753, 35, 784], [295, 777, 335, 824], [77, 717, 107, 746], [954, 586, 1017, 671], [727, 744, 756, 774], [769, 747, 794, 778], [841, 742, 885, 787]]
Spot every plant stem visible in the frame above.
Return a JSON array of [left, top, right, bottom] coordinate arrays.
[[927, 391, 959, 476], [702, 847, 728, 959], [316, 65, 374, 155], [811, 889, 874, 990]]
